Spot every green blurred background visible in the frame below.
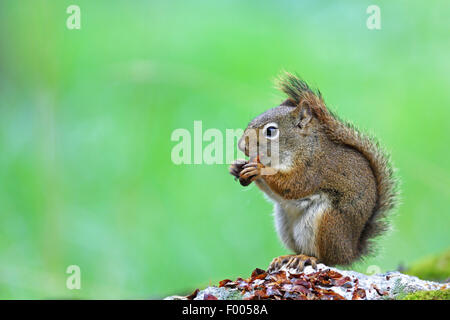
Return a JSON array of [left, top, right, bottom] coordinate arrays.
[[0, 0, 449, 299]]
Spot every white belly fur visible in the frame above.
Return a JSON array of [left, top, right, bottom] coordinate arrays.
[[255, 179, 330, 255]]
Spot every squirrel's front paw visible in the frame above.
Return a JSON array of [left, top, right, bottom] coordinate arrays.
[[229, 159, 252, 186], [268, 254, 318, 273], [238, 161, 265, 184], [229, 159, 248, 179]]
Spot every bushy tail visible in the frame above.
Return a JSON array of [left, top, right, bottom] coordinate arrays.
[[326, 121, 399, 255]]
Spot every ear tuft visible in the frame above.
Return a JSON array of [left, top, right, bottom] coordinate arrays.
[[275, 72, 314, 105], [276, 71, 330, 126]]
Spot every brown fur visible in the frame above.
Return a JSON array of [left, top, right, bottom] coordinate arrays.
[[234, 72, 398, 266], [277, 73, 398, 261]]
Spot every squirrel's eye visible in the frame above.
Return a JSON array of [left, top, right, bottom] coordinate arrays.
[[263, 123, 279, 139], [266, 126, 277, 137]]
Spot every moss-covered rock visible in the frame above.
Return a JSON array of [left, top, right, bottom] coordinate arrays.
[[401, 289, 450, 300], [406, 250, 450, 281]]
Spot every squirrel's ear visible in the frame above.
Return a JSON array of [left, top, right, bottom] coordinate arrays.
[[296, 103, 312, 129]]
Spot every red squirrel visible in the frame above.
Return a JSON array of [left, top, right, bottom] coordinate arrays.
[[230, 73, 398, 271]]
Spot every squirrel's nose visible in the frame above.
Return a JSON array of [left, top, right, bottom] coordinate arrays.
[[238, 136, 248, 155], [238, 135, 257, 157]]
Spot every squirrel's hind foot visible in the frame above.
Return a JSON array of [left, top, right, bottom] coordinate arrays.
[[267, 254, 318, 274]]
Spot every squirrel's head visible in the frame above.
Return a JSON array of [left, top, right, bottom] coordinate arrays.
[[238, 72, 328, 171]]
